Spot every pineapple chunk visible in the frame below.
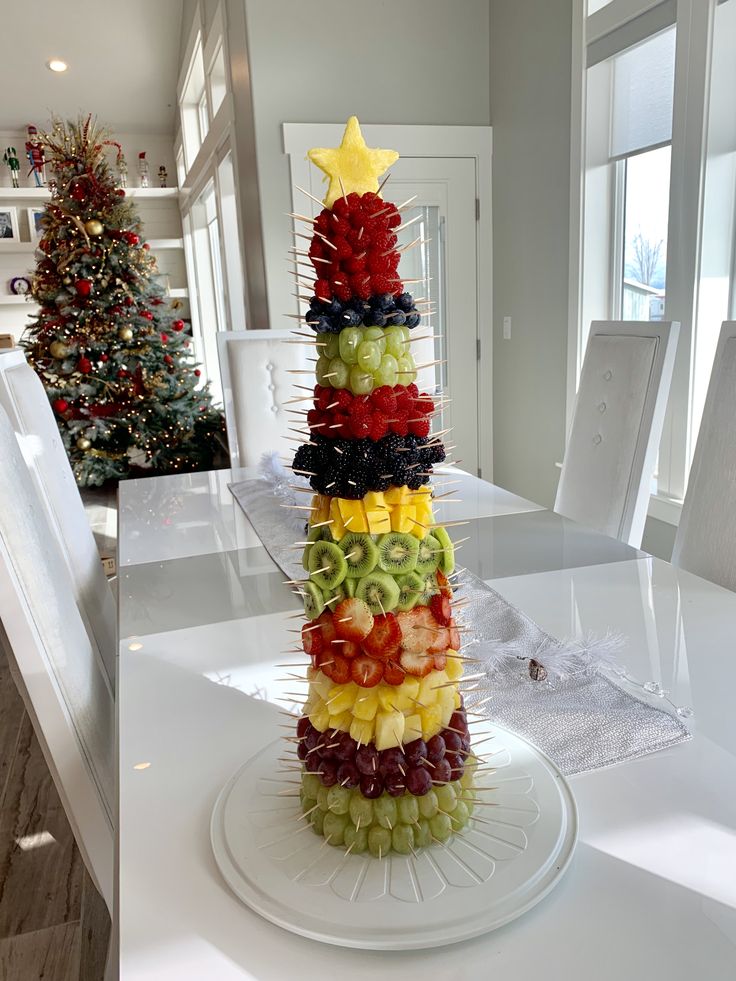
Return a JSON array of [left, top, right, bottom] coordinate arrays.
[[326, 682, 357, 716], [310, 495, 330, 525], [394, 685, 418, 713], [384, 486, 408, 505], [391, 505, 416, 534], [419, 670, 445, 708], [403, 713, 423, 743], [304, 692, 319, 716], [366, 509, 392, 534], [309, 703, 331, 732], [329, 499, 345, 539], [350, 717, 374, 746], [364, 491, 386, 510], [311, 670, 333, 701], [329, 709, 353, 733], [453, 690, 461, 709], [353, 688, 379, 721], [419, 701, 443, 736], [401, 675, 420, 702], [338, 498, 368, 533], [445, 652, 463, 682], [438, 685, 456, 718], [378, 685, 400, 712], [375, 710, 405, 751]]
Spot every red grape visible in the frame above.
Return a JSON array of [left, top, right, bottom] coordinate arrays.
[[318, 760, 338, 786], [443, 731, 462, 754], [433, 759, 452, 784], [360, 773, 383, 799], [356, 745, 379, 776], [337, 762, 360, 789], [384, 772, 406, 797], [405, 767, 432, 796], [426, 735, 446, 764]]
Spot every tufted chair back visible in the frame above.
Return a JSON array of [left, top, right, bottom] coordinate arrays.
[[0, 348, 116, 688], [673, 322, 736, 591], [0, 403, 114, 911], [555, 320, 679, 547], [217, 329, 309, 469]]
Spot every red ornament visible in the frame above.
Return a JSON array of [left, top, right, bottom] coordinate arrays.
[[78, 357, 92, 374], [194, 369, 201, 377], [123, 231, 140, 246], [124, 296, 134, 307], [160, 333, 169, 344], [111, 305, 122, 315], [52, 398, 69, 414], [116, 188, 126, 197], [39, 238, 50, 253], [164, 354, 173, 365], [141, 310, 154, 321], [75, 279, 92, 297], [172, 319, 185, 332], [151, 297, 163, 306], [100, 354, 109, 362], [143, 243, 150, 251], [71, 182, 87, 201], [117, 368, 129, 379]]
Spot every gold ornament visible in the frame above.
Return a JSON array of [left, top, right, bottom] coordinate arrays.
[[49, 340, 70, 359], [76, 436, 91, 450], [119, 327, 134, 341], [84, 219, 104, 236]]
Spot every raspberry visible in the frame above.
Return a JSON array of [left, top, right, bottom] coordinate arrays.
[[332, 237, 352, 259], [315, 385, 332, 411], [393, 411, 409, 436], [344, 255, 365, 274], [372, 386, 396, 414], [394, 386, 412, 411], [333, 217, 351, 236], [410, 417, 431, 438], [367, 252, 391, 274], [370, 273, 394, 294], [334, 389, 352, 411], [308, 239, 325, 260], [331, 197, 349, 218], [352, 274, 372, 300], [314, 212, 330, 233], [350, 416, 371, 439], [333, 281, 352, 302], [407, 383, 419, 398], [369, 412, 389, 440], [387, 212, 402, 229], [314, 278, 331, 301], [349, 209, 365, 229]]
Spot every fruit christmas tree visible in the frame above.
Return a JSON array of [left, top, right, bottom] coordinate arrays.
[[21, 116, 223, 487], [290, 118, 478, 856]]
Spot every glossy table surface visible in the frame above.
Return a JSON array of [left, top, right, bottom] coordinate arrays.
[[117, 469, 736, 980]]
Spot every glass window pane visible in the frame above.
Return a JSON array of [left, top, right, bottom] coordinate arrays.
[[209, 43, 227, 117], [621, 145, 670, 320], [611, 27, 676, 159], [217, 150, 247, 330]]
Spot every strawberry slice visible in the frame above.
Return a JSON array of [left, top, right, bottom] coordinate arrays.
[[433, 652, 447, 671], [448, 619, 461, 650], [337, 639, 361, 659], [397, 609, 428, 654], [301, 623, 323, 657], [436, 570, 452, 598], [318, 611, 337, 646], [321, 652, 350, 684], [334, 598, 374, 641], [361, 612, 401, 660], [427, 626, 450, 655], [430, 593, 451, 626], [350, 655, 384, 688], [383, 659, 406, 686], [399, 649, 434, 677]]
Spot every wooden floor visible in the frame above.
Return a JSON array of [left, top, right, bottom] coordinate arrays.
[[0, 490, 114, 980]]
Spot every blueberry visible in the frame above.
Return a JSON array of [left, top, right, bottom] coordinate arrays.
[[327, 298, 343, 316], [405, 312, 421, 328], [310, 315, 331, 332], [368, 310, 387, 327], [390, 310, 407, 326], [397, 292, 414, 311], [374, 293, 395, 312], [339, 309, 361, 327]]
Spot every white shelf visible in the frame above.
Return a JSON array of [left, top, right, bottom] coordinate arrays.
[[0, 295, 37, 305], [0, 241, 36, 253], [0, 186, 179, 200], [148, 238, 184, 250], [169, 288, 189, 298]]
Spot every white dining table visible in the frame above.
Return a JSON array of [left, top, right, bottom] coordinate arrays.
[[117, 467, 736, 980]]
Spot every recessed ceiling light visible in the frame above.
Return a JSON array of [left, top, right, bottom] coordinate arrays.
[[47, 59, 68, 73]]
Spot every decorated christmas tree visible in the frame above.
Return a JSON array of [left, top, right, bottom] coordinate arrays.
[[21, 116, 223, 487], [291, 118, 479, 856]]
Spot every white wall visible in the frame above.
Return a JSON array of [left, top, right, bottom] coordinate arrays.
[[489, 0, 573, 507]]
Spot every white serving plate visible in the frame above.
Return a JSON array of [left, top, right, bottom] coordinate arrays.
[[211, 721, 577, 949]]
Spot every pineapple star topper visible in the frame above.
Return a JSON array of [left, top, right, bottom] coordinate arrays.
[[307, 116, 399, 209]]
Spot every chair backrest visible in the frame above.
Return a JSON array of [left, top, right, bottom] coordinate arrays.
[[217, 328, 308, 468], [555, 320, 679, 546], [672, 321, 736, 590], [0, 404, 114, 911], [0, 349, 116, 686]]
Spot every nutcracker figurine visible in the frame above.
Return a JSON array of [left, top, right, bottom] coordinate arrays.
[[157, 165, 168, 188], [117, 149, 128, 188], [25, 125, 46, 187], [3, 147, 20, 188], [137, 151, 149, 188]]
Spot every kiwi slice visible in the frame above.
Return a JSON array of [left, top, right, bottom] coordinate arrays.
[[308, 540, 347, 590], [377, 532, 419, 575], [415, 571, 440, 606], [415, 534, 441, 575], [431, 527, 455, 575], [344, 577, 357, 598], [302, 524, 331, 572], [356, 570, 401, 614], [339, 532, 379, 578], [303, 581, 325, 620], [322, 583, 346, 609], [395, 571, 424, 612]]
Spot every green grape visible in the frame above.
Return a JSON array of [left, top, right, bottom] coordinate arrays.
[[356, 340, 381, 373], [364, 326, 387, 353], [327, 785, 350, 815], [450, 799, 470, 831], [418, 790, 439, 819], [384, 325, 408, 359], [435, 783, 457, 814], [311, 808, 325, 835], [315, 356, 332, 386], [399, 325, 411, 344], [343, 823, 369, 854], [349, 364, 374, 395], [392, 824, 415, 855], [328, 356, 350, 389], [460, 760, 476, 790], [368, 826, 392, 858], [338, 326, 361, 365], [349, 796, 374, 830], [302, 773, 321, 800], [324, 333, 340, 359], [397, 795, 419, 827], [316, 785, 330, 812], [374, 353, 398, 387], [397, 354, 416, 384], [430, 812, 453, 842], [322, 811, 349, 846], [373, 796, 398, 830], [414, 818, 432, 848], [460, 789, 475, 816]]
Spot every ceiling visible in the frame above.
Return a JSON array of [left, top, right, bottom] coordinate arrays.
[[1, 0, 184, 135]]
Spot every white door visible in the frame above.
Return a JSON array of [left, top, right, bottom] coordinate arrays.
[[284, 124, 491, 478]]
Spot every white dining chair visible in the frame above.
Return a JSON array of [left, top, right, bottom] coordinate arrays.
[[672, 321, 736, 591], [0, 404, 114, 917], [0, 348, 116, 687], [555, 320, 679, 547], [217, 328, 309, 468]]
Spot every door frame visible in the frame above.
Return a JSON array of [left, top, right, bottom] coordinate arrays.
[[283, 123, 493, 481]]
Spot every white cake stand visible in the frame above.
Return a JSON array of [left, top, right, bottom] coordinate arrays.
[[211, 720, 577, 949]]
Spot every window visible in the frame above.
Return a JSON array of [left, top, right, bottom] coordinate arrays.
[[620, 145, 670, 321], [208, 42, 227, 117], [179, 35, 207, 171]]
